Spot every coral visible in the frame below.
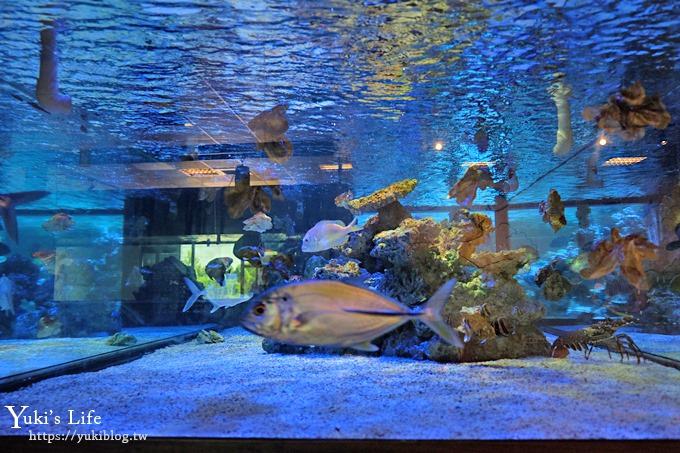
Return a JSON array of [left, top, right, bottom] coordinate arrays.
[[196, 329, 225, 344], [583, 81, 671, 141], [448, 210, 494, 259], [346, 179, 417, 213], [345, 179, 417, 233], [539, 189, 566, 232], [448, 166, 495, 206], [106, 332, 138, 346], [549, 78, 574, 155], [470, 247, 537, 279], [247, 105, 293, 163], [580, 228, 658, 290], [535, 260, 573, 301], [382, 268, 427, 307], [638, 289, 680, 333], [243, 212, 273, 233], [313, 259, 362, 281], [542, 271, 573, 301]]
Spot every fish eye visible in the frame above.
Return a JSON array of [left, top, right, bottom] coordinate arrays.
[[253, 303, 267, 316]]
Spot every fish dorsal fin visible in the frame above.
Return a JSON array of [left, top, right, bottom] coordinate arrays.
[[349, 341, 379, 352], [315, 220, 345, 227]]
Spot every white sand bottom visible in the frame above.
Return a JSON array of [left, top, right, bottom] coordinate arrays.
[[1, 328, 679, 439]]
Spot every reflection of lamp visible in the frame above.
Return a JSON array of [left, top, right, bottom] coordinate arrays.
[[235, 164, 250, 187]]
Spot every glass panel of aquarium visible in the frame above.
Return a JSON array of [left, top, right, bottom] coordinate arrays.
[[0, 0, 678, 444]]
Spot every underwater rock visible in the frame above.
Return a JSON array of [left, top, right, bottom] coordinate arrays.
[[470, 247, 537, 279], [426, 276, 548, 362], [370, 217, 451, 294], [371, 217, 441, 269], [261, 338, 376, 357], [379, 323, 429, 360], [12, 311, 41, 339], [428, 324, 549, 363], [342, 229, 374, 261], [638, 289, 680, 333], [37, 315, 62, 339], [382, 268, 428, 307], [196, 329, 225, 344], [303, 255, 329, 279], [313, 259, 362, 281], [133, 256, 200, 325], [105, 332, 138, 346], [262, 254, 295, 288], [0, 254, 46, 305]]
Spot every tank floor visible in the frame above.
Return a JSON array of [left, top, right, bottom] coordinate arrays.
[[0, 325, 210, 378], [1, 327, 678, 439]]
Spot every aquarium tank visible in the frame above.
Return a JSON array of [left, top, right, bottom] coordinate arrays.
[[0, 0, 678, 446]]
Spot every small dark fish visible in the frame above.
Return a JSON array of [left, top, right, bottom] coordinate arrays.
[[474, 127, 489, 152], [235, 246, 264, 261], [666, 223, 680, 251], [205, 257, 233, 287], [666, 241, 680, 251]]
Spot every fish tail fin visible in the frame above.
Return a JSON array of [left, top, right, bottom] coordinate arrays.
[[421, 278, 464, 348], [183, 277, 206, 312], [347, 216, 362, 233]]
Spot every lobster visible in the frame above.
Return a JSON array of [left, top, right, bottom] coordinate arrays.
[[550, 317, 643, 363]]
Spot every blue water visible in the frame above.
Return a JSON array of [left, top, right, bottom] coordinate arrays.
[[0, 0, 678, 404]]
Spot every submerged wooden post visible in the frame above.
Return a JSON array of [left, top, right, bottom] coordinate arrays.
[[494, 195, 510, 251]]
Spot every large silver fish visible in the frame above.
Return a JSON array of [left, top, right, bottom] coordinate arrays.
[[241, 278, 463, 351]]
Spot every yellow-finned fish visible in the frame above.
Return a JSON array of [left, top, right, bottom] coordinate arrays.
[[241, 278, 463, 352]]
